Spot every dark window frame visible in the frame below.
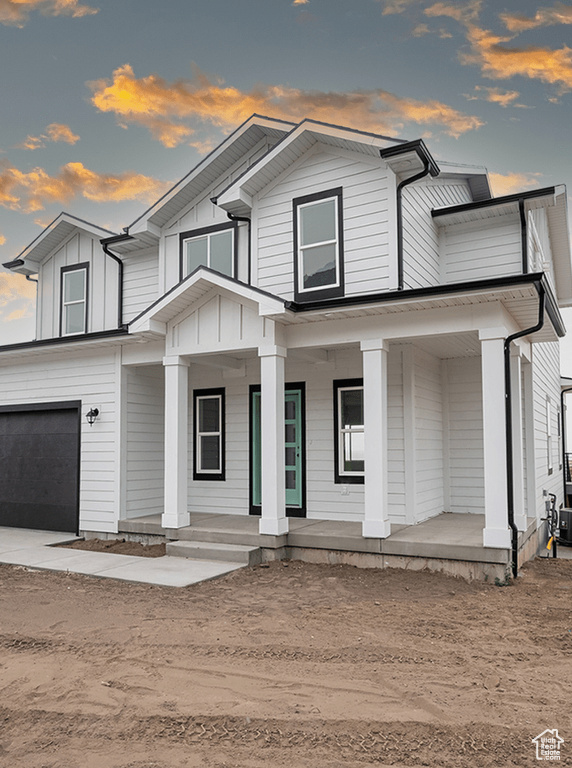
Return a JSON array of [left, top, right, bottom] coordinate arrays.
[[293, 187, 344, 303], [193, 387, 225, 481], [59, 262, 89, 337], [333, 378, 364, 485], [179, 222, 238, 282]]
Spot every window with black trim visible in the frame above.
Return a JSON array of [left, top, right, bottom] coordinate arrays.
[[193, 388, 225, 481], [180, 223, 236, 281], [333, 379, 364, 484], [60, 263, 88, 336], [293, 187, 344, 302]]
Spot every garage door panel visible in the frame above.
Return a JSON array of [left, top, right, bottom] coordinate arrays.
[[0, 406, 80, 533]]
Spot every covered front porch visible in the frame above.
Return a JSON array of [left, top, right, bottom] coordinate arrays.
[[118, 510, 539, 581]]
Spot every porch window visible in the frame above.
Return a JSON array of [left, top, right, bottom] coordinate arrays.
[[180, 224, 236, 281], [333, 379, 364, 484], [193, 388, 225, 481], [61, 263, 88, 336], [293, 187, 344, 302]]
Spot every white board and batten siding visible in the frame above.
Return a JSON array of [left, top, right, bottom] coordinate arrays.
[[440, 214, 522, 285], [402, 179, 472, 290], [122, 248, 160, 324], [0, 347, 121, 532], [37, 231, 119, 340], [255, 147, 392, 300]]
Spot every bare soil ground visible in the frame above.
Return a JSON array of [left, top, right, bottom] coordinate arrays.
[[59, 538, 166, 558], [0, 556, 571, 768]]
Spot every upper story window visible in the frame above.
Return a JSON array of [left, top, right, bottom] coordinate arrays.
[[60, 263, 88, 336], [293, 187, 344, 302], [180, 223, 236, 281]]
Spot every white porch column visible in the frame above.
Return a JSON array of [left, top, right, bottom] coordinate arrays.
[[510, 348, 527, 532], [361, 339, 391, 538], [162, 355, 190, 529], [259, 345, 288, 536], [479, 330, 511, 549]]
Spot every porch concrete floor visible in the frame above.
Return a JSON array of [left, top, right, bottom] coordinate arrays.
[[118, 511, 522, 565]]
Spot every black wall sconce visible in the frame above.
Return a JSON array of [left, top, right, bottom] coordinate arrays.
[[86, 408, 100, 426]]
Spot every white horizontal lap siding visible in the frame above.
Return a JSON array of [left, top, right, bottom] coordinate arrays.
[[0, 348, 119, 531], [122, 248, 160, 323], [38, 232, 119, 339], [403, 181, 471, 290], [414, 349, 443, 522], [532, 341, 562, 517], [125, 366, 164, 519], [255, 149, 390, 300], [445, 357, 484, 513], [442, 215, 521, 284]]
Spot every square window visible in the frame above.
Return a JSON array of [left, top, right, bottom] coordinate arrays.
[[293, 188, 344, 302], [193, 389, 225, 481], [61, 264, 88, 336], [333, 379, 364, 484], [181, 225, 236, 281]]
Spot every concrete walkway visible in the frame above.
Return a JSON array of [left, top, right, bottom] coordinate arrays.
[[0, 528, 243, 587]]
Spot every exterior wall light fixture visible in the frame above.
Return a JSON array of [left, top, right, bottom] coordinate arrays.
[[86, 408, 100, 426]]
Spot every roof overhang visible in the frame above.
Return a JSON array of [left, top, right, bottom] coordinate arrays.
[[216, 119, 407, 217], [2, 213, 117, 275], [435, 160, 491, 201], [127, 115, 295, 241], [129, 267, 288, 336], [379, 139, 440, 179]]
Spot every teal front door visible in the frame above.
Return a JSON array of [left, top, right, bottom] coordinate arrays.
[[250, 385, 305, 516]]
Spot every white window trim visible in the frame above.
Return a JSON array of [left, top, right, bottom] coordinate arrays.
[[337, 385, 364, 478], [296, 195, 340, 295], [183, 228, 234, 279], [61, 267, 87, 336], [196, 394, 223, 474]]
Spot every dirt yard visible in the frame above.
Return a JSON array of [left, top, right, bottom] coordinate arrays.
[[0, 555, 571, 768]]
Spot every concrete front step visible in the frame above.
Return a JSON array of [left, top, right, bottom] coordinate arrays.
[[166, 540, 262, 566], [174, 527, 287, 549]]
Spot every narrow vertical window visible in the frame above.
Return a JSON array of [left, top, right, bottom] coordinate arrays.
[[61, 264, 88, 336], [547, 397, 553, 475], [193, 388, 225, 480], [293, 188, 344, 302], [333, 379, 364, 484]]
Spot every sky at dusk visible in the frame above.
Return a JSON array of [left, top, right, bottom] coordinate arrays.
[[2, 0, 572, 370]]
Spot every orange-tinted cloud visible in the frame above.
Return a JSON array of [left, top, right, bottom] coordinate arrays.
[[500, 3, 572, 33], [292, 0, 308, 4], [0, 161, 171, 212], [427, 2, 572, 93], [0, 271, 36, 325], [89, 63, 484, 146], [489, 171, 543, 196], [464, 85, 529, 107], [17, 123, 80, 150], [0, 0, 98, 27], [412, 22, 430, 35], [378, 0, 421, 14], [0, 233, 6, 246]]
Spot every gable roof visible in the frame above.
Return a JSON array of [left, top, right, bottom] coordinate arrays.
[[3, 212, 117, 276], [126, 114, 295, 243], [214, 118, 409, 216]]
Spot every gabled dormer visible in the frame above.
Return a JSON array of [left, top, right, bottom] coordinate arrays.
[[3, 212, 120, 341]]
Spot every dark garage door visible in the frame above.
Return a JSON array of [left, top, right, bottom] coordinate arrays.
[[0, 403, 80, 533]]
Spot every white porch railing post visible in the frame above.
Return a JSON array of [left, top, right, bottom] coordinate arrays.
[[259, 345, 288, 536], [361, 339, 391, 539], [510, 348, 527, 532], [479, 330, 511, 549], [162, 355, 190, 529]]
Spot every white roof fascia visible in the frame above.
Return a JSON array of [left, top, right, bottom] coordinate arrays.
[[4, 212, 117, 275], [128, 115, 295, 238], [216, 120, 403, 215], [546, 185, 572, 306], [129, 268, 287, 335]]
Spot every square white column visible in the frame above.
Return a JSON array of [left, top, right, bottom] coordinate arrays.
[[162, 355, 190, 529], [361, 339, 391, 539], [510, 349, 527, 532], [479, 331, 511, 549], [259, 345, 288, 536]]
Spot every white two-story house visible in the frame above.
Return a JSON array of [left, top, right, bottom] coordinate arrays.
[[1, 115, 570, 578]]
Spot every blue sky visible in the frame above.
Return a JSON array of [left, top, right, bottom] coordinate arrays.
[[1, 0, 572, 365]]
